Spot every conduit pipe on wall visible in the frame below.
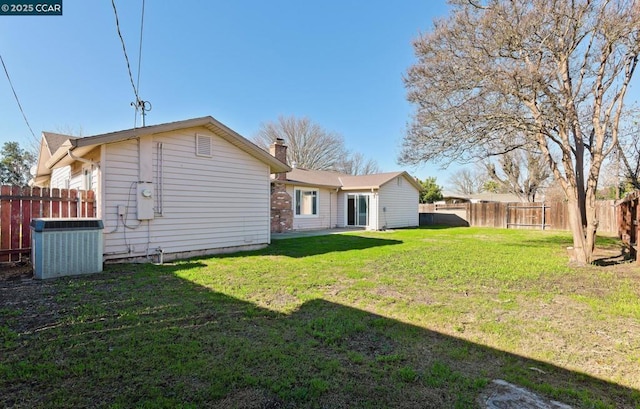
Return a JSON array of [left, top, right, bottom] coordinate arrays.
[[156, 142, 164, 215]]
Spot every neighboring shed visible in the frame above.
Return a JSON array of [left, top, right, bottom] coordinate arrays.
[[270, 141, 420, 232], [33, 116, 290, 262]]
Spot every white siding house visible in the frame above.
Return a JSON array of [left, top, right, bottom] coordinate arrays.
[[376, 175, 421, 229], [272, 167, 420, 232], [33, 116, 290, 262]]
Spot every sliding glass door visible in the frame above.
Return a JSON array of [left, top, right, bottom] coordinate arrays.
[[347, 194, 369, 227]]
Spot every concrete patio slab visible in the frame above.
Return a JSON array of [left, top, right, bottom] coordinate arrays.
[[271, 227, 365, 240]]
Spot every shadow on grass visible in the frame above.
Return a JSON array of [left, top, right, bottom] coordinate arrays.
[[244, 234, 403, 258], [1, 265, 638, 408], [592, 247, 634, 266]]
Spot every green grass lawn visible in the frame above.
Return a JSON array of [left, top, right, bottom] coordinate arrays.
[[1, 227, 639, 408]]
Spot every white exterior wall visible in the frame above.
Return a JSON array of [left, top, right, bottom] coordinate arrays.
[[102, 127, 272, 261], [370, 193, 380, 230], [287, 185, 338, 230], [50, 166, 71, 189], [68, 167, 98, 191], [336, 191, 346, 228], [377, 175, 419, 229]]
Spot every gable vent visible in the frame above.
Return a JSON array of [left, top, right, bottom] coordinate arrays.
[[196, 134, 213, 157]]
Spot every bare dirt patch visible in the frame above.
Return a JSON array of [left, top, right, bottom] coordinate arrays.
[[0, 262, 32, 281]]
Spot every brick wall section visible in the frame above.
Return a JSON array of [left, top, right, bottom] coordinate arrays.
[[271, 182, 293, 233]]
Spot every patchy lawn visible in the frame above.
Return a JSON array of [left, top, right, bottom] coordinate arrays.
[[1, 227, 639, 408]]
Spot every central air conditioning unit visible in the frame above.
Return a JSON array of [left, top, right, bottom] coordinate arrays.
[[30, 218, 104, 279]]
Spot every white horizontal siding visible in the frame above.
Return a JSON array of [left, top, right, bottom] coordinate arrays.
[[50, 166, 71, 189], [102, 127, 271, 261], [378, 175, 419, 229], [102, 139, 140, 257], [336, 192, 346, 227], [287, 185, 338, 230]]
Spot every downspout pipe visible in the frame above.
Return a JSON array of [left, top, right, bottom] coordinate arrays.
[[67, 150, 100, 168]]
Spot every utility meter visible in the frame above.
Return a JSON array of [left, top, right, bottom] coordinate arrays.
[[137, 182, 154, 220]]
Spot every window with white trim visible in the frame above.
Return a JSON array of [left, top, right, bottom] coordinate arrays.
[[295, 188, 318, 216]]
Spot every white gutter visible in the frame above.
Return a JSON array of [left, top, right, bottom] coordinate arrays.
[[67, 149, 100, 168]]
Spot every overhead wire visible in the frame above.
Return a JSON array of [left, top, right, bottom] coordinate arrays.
[[0, 53, 38, 146], [134, 0, 150, 127], [111, 0, 149, 128], [111, 0, 139, 101], [136, 0, 145, 94]]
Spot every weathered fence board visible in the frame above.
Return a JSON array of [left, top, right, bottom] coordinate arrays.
[[618, 191, 639, 262], [420, 200, 618, 234], [0, 186, 96, 263]]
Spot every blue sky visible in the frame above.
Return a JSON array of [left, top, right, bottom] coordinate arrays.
[[4, 2, 639, 189], [0, 1, 458, 185]]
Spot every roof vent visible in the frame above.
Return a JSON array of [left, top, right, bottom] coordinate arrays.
[[196, 134, 213, 157]]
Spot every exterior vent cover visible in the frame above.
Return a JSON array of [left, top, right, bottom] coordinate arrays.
[[196, 134, 213, 157], [30, 218, 104, 279]]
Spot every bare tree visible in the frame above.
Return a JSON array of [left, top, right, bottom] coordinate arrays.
[[254, 116, 345, 171], [617, 122, 640, 190], [254, 115, 380, 174], [447, 168, 485, 195], [485, 147, 551, 202], [400, 0, 640, 264], [336, 152, 381, 175]]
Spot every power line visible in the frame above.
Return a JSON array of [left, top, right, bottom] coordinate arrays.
[[111, 0, 139, 103], [111, 0, 150, 127], [136, 0, 145, 93], [134, 0, 150, 127], [0, 53, 38, 145]]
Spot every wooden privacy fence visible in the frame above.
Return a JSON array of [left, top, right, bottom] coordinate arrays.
[[0, 185, 96, 263], [618, 191, 639, 262], [419, 200, 618, 234]]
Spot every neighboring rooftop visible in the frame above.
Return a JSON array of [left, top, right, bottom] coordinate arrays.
[[278, 168, 422, 191]]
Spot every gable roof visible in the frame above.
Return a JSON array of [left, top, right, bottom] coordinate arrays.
[[35, 116, 290, 181], [280, 168, 422, 191], [285, 168, 343, 188], [32, 132, 81, 185], [339, 171, 419, 191], [43, 132, 76, 154]]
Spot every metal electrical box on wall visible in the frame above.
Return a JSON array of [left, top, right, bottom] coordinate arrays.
[[137, 182, 155, 220]]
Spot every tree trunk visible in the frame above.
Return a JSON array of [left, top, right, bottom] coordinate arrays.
[[566, 193, 597, 265]]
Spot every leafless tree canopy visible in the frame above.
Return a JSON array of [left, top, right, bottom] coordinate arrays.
[[617, 120, 640, 190], [254, 115, 380, 175], [254, 116, 345, 171], [485, 147, 551, 202], [337, 152, 381, 176], [401, 0, 640, 264], [448, 168, 486, 195]]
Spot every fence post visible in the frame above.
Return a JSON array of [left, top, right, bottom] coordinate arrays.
[[506, 204, 510, 229]]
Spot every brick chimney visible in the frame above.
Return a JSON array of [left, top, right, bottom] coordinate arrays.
[[270, 138, 288, 181], [269, 138, 293, 232]]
